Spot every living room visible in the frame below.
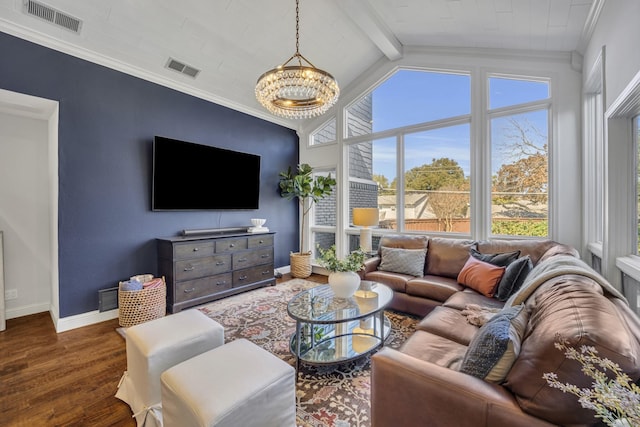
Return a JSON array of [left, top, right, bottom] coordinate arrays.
[[1, 0, 639, 426]]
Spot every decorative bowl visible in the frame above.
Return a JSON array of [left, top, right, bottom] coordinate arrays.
[[251, 218, 266, 227]]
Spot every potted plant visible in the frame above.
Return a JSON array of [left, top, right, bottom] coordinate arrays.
[[317, 244, 367, 298], [279, 163, 336, 278]]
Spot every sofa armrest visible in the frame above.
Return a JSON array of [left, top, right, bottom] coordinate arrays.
[[361, 256, 381, 276], [371, 348, 556, 427]]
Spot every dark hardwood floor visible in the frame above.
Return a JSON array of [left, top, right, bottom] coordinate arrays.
[[0, 273, 327, 427]]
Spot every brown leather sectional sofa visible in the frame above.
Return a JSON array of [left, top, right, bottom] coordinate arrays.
[[362, 235, 640, 427]]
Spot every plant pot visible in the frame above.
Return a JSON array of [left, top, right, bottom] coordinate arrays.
[[328, 271, 361, 298], [290, 252, 312, 278]]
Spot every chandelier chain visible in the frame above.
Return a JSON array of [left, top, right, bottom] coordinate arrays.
[[295, 0, 301, 65]]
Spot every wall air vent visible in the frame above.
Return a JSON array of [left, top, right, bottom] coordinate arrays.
[[24, 0, 82, 34], [165, 58, 200, 78]]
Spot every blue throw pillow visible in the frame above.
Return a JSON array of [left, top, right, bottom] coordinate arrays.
[[470, 248, 520, 267], [459, 304, 527, 383], [494, 256, 533, 302]]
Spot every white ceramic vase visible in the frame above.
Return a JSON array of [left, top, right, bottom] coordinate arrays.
[[328, 271, 360, 298]]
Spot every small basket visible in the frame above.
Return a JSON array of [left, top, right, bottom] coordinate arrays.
[[290, 252, 312, 278], [118, 276, 166, 327]]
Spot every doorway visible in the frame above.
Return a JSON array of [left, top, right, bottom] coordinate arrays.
[[0, 89, 58, 329]]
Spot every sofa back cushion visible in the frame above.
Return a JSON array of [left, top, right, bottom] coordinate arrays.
[[477, 239, 566, 266], [504, 276, 640, 425], [425, 238, 476, 279]]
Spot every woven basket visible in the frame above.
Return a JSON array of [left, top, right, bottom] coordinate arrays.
[[290, 252, 312, 278], [118, 277, 166, 327]]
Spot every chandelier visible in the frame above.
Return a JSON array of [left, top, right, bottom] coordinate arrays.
[[255, 0, 339, 119]]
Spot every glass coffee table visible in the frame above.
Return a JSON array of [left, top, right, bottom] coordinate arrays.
[[287, 281, 393, 372]]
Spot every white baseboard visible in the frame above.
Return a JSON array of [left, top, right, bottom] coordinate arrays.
[[54, 308, 119, 333], [5, 302, 50, 320]]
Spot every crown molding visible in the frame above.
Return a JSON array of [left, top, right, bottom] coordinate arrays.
[[577, 0, 605, 55]]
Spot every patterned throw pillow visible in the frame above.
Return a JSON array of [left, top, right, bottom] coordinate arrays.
[[459, 304, 527, 383], [457, 256, 506, 298], [494, 256, 533, 302], [378, 246, 427, 277]]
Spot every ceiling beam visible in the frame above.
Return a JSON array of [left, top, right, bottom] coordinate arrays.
[[335, 0, 403, 61]]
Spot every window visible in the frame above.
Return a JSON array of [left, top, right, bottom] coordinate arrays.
[[311, 168, 337, 255], [489, 77, 550, 237], [318, 67, 557, 245], [310, 117, 337, 145]]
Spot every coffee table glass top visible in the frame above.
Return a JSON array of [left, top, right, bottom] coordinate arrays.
[[287, 281, 393, 323]]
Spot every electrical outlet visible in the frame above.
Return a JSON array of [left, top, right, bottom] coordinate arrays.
[[5, 289, 18, 300]]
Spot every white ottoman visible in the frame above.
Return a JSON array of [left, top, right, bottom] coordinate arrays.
[[161, 338, 296, 427], [115, 309, 224, 427]]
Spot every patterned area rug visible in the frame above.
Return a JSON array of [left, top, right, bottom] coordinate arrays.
[[198, 278, 419, 427]]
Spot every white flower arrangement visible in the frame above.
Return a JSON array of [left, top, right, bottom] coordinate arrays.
[[542, 337, 640, 427]]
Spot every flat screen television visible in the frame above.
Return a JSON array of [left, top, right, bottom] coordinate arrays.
[[152, 136, 261, 210]]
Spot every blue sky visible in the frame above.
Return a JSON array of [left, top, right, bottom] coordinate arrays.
[[369, 70, 549, 181]]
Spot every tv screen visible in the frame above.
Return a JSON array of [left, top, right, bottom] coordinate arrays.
[[152, 136, 260, 210]]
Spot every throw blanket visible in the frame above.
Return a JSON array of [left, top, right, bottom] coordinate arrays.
[[461, 304, 500, 326], [505, 255, 628, 307]]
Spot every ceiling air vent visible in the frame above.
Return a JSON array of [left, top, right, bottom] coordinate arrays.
[[166, 58, 200, 78], [24, 0, 82, 34]]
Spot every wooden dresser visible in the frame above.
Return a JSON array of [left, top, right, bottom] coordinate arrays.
[[157, 232, 275, 313]]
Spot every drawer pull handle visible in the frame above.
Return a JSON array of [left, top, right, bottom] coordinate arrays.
[[238, 258, 247, 263], [259, 240, 264, 244], [239, 275, 248, 281], [262, 270, 270, 275], [229, 243, 235, 248], [261, 254, 269, 259], [193, 247, 199, 252], [184, 288, 195, 293], [183, 266, 195, 271], [216, 261, 225, 266], [216, 281, 227, 286]]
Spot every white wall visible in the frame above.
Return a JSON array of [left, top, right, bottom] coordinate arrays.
[[0, 112, 52, 318], [583, 0, 640, 109]]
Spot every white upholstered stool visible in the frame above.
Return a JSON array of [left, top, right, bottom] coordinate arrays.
[[161, 338, 296, 427], [115, 309, 224, 427]]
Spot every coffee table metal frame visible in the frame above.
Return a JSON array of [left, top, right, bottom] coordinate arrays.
[[287, 282, 393, 372]]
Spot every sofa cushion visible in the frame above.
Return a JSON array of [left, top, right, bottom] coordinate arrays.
[[426, 238, 477, 278], [505, 276, 640, 425], [400, 330, 468, 370], [378, 246, 427, 277], [476, 239, 555, 266], [459, 304, 527, 383], [416, 306, 479, 346], [363, 270, 411, 293], [495, 255, 533, 302], [470, 248, 520, 267], [405, 275, 463, 302], [457, 256, 505, 298], [443, 289, 504, 311]]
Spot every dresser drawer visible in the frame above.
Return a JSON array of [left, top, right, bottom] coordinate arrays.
[[248, 235, 274, 248], [232, 248, 273, 270], [215, 237, 248, 253], [233, 265, 274, 287], [175, 254, 231, 281], [175, 273, 233, 303], [174, 241, 215, 260]]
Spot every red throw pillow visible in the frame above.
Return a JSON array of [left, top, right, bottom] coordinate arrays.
[[457, 256, 506, 298]]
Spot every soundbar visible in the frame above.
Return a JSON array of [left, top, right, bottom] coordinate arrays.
[[182, 227, 248, 236]]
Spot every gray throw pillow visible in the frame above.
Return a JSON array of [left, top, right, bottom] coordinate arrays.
[[495, 255, 533, 302], [459, 304, 527, 383], [378, 246, 427, 277], [470, 248, 520, 267]]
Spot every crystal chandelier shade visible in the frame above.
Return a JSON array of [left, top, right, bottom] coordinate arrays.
[[255, 0, 339, 119]]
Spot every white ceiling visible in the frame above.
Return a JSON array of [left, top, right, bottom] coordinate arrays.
[[0, 0, 599, 129]]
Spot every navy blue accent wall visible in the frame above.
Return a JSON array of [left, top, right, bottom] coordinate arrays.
[[0, 31, 300, 317]]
